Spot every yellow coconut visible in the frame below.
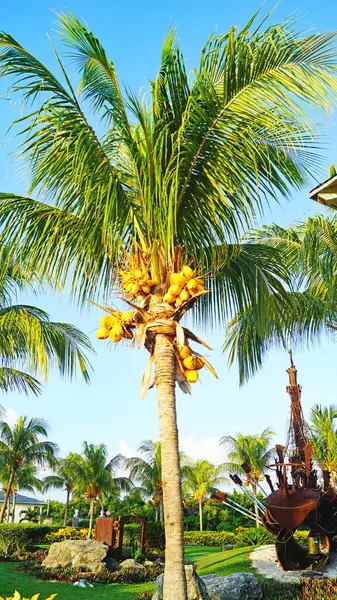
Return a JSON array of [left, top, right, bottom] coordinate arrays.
[[168, 284, 181, 296], [179, 345, 191, 359], [170, 272, 187, 287], [186, 278, 198, 291], [163, 293, 176, 304], [197, 284, 205, 292], [180, 289, 191, 302], [100, 315, 115, 329], [147, 279, 156, 287], [141, 285, 151, 294], [109, 330, 123, 343], [175, 297, 183, 306], [186, 370, 198, 383], [121, 311, 134, 324], [134, 269, 143, 279], [181, 265, 194, 279], [183, 355, 197, 370], [96, 326, 109, 340]]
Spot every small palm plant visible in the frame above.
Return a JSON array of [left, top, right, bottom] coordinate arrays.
[[181, 457, 227, 531], [221, 429, 274, 526]]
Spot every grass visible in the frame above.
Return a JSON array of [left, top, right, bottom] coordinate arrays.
[[0, 546, 254, 598]]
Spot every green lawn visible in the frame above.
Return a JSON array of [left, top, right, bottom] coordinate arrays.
[[0, 546, 254, 599]]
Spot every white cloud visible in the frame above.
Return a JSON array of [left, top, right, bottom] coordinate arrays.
[[179, 434, 226, 466], [4, 408, 18, 427]]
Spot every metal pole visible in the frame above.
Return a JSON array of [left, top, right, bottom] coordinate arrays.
[[221, 499, 262, 525], [230, 475, 265, 513], [224, 498, 263, 524]]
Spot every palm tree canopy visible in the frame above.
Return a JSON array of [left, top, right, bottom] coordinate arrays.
[[181, 457, 227, 501], [0, 415, 58, 474], [0, 10, 335, 326], [42, 453, 79, 492], [124, 440, 162, 499], [225, 215, 337, 383], [309, 404, 337, 473], [221, 428, 275, 478], [71, 442, 131, 501], [0, 245, 93, 392]]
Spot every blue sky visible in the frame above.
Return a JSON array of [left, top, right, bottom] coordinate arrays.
[[1, 0, 337, 500]]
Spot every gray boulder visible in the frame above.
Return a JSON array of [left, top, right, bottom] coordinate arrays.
[[153, 564, 210, 600], [201, 572, 262, 600], [119, 558, 145, 570], [43, 540, 109, 573]]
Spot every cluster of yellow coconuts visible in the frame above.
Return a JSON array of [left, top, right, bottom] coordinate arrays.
[[119, 267, 155, 300], [163, 265, 205, 307], [96, 311, 134, 343], [179, 344, 205, 384]]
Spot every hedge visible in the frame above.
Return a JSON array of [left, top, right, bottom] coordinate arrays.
[[0, 524, 59, 556], [184, 531, 235, 546]]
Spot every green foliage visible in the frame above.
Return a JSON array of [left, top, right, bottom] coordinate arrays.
[[0, 525, 57, 555], [146, 522, 165, 551], [262, 579, 337, 600], [293, 530, 310, 546], [184, 530, 235, 547], [234, 526, 274, 548], [133, 595, 152, 600]]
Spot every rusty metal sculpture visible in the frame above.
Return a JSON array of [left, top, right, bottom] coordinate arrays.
[[262, 351, 337, 571], [95, 515, 147, 559]]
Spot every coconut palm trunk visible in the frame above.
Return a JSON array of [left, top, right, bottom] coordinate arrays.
[[0, 471, 14, 523], [11, 490, 16, 523], [63, 488, 70, 526], [251, 483, 260, 528], [159, 496, 164, 523], [154, 334, 187, 600], [198, 499, 203, 531], [88, 499, 95, 539]]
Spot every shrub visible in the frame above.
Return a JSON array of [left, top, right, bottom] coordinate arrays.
[[134, 595, 153, 600], [18, 560, 163, 584], [183, 531, 235, 547], [147, 522, 165, 551], [0, 525, 58, 556], [262, 579, 337, 600], [234, 526, 274, 548], [45, 527, 89, 543]]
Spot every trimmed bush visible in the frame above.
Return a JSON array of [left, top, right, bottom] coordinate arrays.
[[0, 524, 58, 556], [234, 526, 274, 548], [183, 531, 235, 546], [147, 522, 165, 551]]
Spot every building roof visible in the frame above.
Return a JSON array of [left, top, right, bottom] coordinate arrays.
[[309, 174, 337, 209], [0, 491, 46, 505]]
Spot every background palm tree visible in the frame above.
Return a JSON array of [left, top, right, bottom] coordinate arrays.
[[309, 405, 337, 491], [225, 215, 337, 384], [0, 415, 58, 522], [0, 246, 92, 395], [124, 440, 164, 522], [221, 429, 274, 526], [71, 442, 130, 538], [42, 454, 79, 526], [181, 457, 227, 531], [0, 12, 336, 598]]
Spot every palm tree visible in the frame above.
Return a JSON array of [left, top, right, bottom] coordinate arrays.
[[71, 443, 130, 538], [0, 12, 336, 597], [0, 415, 58, 522], [181, 457, 227, 531], [42, 454, 78, 526], [0, 461, 42, 522], [224, 216, 337, 384], [221, 429, 274, 526], [0, 246, 92, 395], [309, 405, 337, 491], [124, 440, 163, 522]]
